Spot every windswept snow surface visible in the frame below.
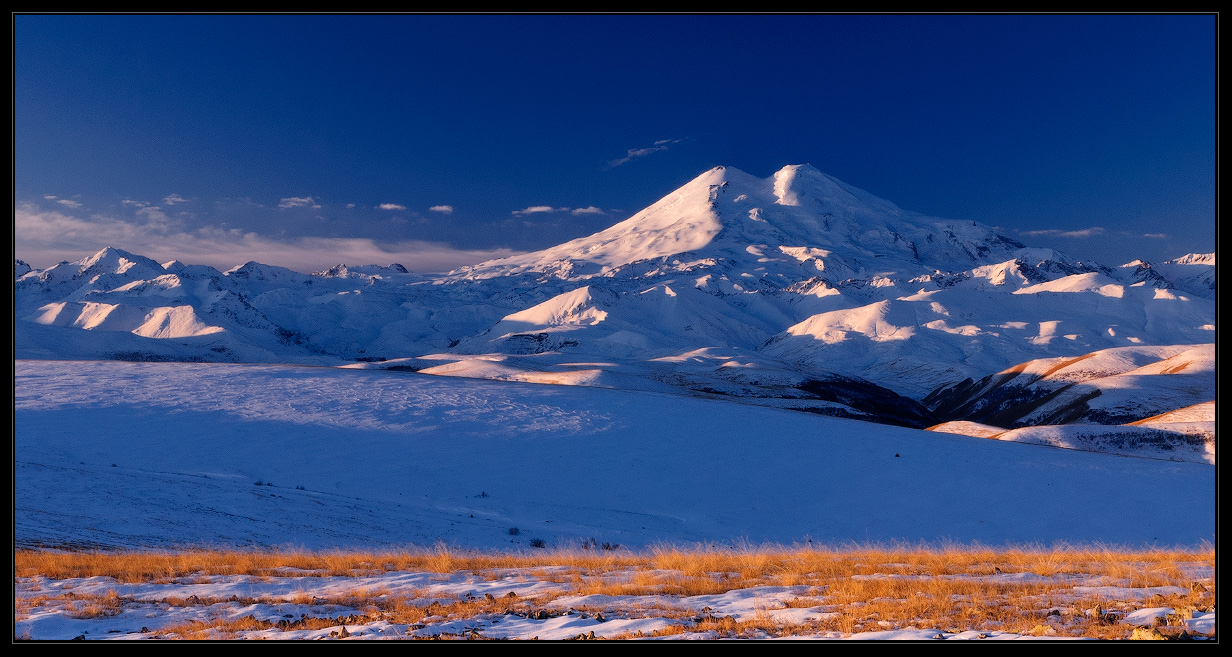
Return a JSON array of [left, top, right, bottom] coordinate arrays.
[[15, 360, 1213, 551]]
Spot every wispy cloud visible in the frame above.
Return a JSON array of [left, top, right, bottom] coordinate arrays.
[[1019, 227, 1107, 239], [279, 196, 321, 210], [43, 194, 84, 209], [121, 199, 150, 207], [134, 206, 174, 228], [607, 137, 686, 167], [163, 194, 190, 206], [512, 205, 568, 216], [429, 205, 454, 214], [512, 205, 607, 217], [378, 203, 407, 211], [15, 202, 519, 273], [17, 204, 166, 255], [1143, 233, 1168, 238]]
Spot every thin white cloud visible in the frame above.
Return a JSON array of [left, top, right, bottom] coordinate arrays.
[[1059, 227, 1105, 238], [609, 147, 665, 167], [163, 194, 190, 206], [511, 205, 603, 217], [1143, 233, 1168, 239], [135, 205, 166, 219], [15, 202, 520, 274], [607, 137, 686, 167], [429, 205, 454, 214], [378, 203, 407, 211], [346, 203, 356, 209], [121, 199, 150, 207], [43, 194, 58, 200], [279, 196, 321, 210], [133, 205, 177, 231], [56, 199, 82, 209], [512, 206, 569, 216], [1019, 227, 1107, 238]]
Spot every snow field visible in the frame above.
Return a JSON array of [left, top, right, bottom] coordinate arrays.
[[15, 360, 1213, 551]]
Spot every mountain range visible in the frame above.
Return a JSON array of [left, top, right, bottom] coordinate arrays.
[[14, 165, 1215, 461]]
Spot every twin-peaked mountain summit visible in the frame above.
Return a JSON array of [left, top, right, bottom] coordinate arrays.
[[15, 165, 1215, 448], [453, 164, 1030, 282]]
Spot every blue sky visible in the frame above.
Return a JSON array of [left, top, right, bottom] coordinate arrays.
[[15, 14, 1216, 272]]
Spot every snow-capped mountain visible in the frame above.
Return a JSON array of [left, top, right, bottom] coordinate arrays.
[[14, 165, 1215, 443], [452, 164, 1032, 282]]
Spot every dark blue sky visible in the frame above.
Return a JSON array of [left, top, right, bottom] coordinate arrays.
[[15, 14, 1216, 272]]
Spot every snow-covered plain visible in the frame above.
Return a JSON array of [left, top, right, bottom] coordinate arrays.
[[16, 360, 1213, 552]]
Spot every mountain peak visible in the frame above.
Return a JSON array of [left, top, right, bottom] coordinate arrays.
[[453, 165, 1031, 280], [78, 246, 137, 266], [75, 247, 163, 277]]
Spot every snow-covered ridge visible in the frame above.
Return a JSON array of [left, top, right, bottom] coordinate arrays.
[[925, 345, 1215, 462], [312, 263, 410, 278], [1166, 252, 1215, 266]]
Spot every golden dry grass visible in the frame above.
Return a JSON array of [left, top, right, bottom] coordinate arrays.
[[65, 589, 125, 619], [14, 543, 1214, 640], [14, 546, 649, 583]]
